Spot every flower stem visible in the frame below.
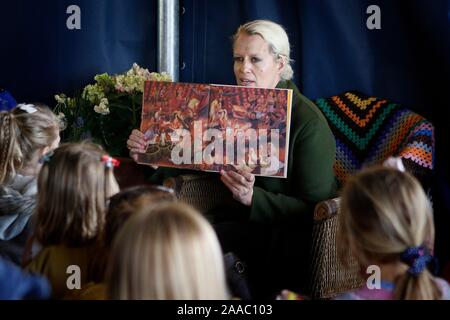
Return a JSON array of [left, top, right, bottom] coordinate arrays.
[[132, 95, 137, 128], [100, 116, 109, 147]]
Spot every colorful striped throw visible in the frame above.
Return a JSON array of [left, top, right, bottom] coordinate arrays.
[[315, 91, 434, 184]]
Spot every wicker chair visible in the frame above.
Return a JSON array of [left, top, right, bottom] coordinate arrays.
[[163, 91, 435, 300], [308, 198, 365, 299], [163, 173, 235, 222]]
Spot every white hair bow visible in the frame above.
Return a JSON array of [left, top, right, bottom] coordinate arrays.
[[18, 104, 38, 114], [383, 156, 406, 172]]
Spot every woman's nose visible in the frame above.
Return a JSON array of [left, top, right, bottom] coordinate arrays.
[[240, 59, 252, 73]]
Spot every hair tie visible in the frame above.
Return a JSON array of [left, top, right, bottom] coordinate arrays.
[[39, 151, 54, 164], [17, 104, 38, 114], [101, 155, 120, 168], [400, 245, 436, 276]]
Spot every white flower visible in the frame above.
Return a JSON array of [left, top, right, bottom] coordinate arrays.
[[83, 84, 105, 104], [115, 83, 125, 92], [55, 94, 66, 104], [56, 112, 67, 131], [94, 98, 110, 115], [149, 72, 172, 82]]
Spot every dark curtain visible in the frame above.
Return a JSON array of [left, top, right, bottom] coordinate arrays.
[[0, 0, 158, 104]]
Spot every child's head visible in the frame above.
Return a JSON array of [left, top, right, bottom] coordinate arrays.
[[0, 104, 60, 183], [104, 185, 176, 247], [90, 185, 176, 282], [338, 166, 440, 299], [108, 202, 228, 300], [35, 142, 120, 247]]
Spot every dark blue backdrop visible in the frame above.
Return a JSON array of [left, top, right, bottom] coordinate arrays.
[[1, 0, 449, 179], [0, 0, 158, 103]]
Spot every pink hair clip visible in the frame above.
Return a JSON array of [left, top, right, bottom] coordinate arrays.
[[101, 155, 120, 168]]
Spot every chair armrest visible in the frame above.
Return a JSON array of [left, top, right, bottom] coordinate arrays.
[[314, 197, 341, 222]]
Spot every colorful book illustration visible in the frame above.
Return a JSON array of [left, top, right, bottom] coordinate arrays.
[[137, 81, 293, 178]]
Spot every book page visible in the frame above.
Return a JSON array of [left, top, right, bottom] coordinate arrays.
[[138, 81, 292, 178]]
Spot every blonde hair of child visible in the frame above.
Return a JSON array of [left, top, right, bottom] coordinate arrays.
[[338, 166, 442, 300], [35, 142, 119, 247], [108, 202, 229, 300], [0, 104, 59, 184]]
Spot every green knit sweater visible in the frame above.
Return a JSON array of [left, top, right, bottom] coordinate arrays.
[[249, 80, 337, 222], [147, 80, 337, 223]]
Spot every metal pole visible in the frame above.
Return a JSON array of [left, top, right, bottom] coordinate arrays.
[[157, 0, 179, 82]]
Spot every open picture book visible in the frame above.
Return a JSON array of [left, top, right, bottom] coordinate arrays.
[[137, 81, 293, 178]]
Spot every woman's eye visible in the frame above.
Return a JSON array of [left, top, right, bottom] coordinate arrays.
[[233, 57, 243, 62], [251, 57, 261, 63]]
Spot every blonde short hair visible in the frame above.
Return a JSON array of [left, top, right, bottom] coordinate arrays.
[[0, 104, 59, 184], [233, 19, 294, 80], [36, 142, 120, 246], [108, 202, 229, 300], [338, 167, 441, 299]]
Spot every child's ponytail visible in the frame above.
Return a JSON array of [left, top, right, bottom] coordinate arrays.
[[339, 167, 445, 300], [0, 112, 20, 184], [395, 246, 442, 300], [0, 104, 59, 184]]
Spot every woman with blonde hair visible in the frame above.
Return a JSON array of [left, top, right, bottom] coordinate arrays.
[[25, 142, 120, 299], [127, 19, 336, 297], [107, 202, 229, 300], [336, 166, 450, 300], [0, 104, 60, 265]]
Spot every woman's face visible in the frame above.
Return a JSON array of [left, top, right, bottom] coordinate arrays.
[[233, 33, 283, 89]]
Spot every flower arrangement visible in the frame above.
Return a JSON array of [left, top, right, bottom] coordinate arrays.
[[54, 63, 171, 156]]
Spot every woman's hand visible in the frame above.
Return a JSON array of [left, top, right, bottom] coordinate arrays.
[[127, 129, 159, 169], [127, 129, 147, 161], [220, 169, 255, 206]]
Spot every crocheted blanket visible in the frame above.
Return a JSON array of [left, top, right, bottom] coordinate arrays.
[[315, 91, 434, 183]]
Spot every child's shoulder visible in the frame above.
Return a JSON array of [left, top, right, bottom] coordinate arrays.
[[26, 245, 97, 273], [63, 282, 107, 300], [26, 244, 101, 299], [334, 278, 450, 300], [25, 245, 53, 274], [333, 285, 394, 300], [435, 277, 450, 300], [7, 174, 37, 196]]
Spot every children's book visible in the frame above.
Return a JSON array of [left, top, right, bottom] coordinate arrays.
[[137, 81, 293, 178]]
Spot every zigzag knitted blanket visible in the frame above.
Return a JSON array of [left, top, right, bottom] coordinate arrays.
[[315, 91, 434, 183]]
